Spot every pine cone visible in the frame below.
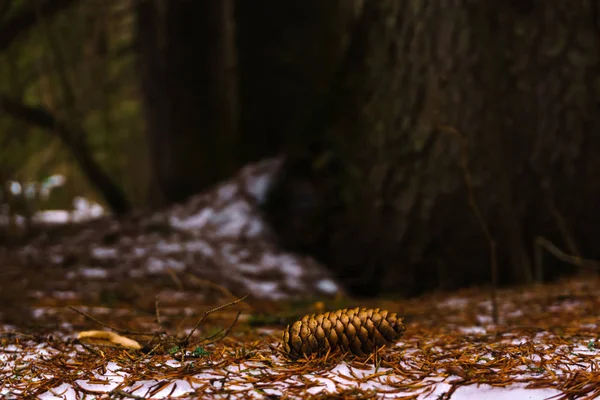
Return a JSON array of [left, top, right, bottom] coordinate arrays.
[[281, 307, 405, 359]]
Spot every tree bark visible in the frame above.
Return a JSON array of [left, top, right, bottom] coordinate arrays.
[[135, 0, 239, 206], [264, 0, 600, 296], [234, 0, 362, 164]]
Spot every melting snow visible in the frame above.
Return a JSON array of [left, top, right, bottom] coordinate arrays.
[[91, 246, 118, 259], [9, 158, 342, 300], [316, 279, 340, 295], [170, 208, 213, 231], [79, 267, 109, 279]]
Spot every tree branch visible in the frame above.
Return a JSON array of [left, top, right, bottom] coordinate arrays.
[[0, 94, 131, 215], [0, 0, 79, 52]]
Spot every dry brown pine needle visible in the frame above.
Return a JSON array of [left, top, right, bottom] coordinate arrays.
[[282, 307, 406, 359]]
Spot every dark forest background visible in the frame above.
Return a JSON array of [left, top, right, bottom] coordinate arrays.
[[2, 0, 600, 298]]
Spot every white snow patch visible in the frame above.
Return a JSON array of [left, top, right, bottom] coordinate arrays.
[[245, 173, 273, 204], [185, 240, 215, 256], [156, 240, 183, 254], [246, 218, 264, 237], [79, 267, 108, 279], [439, 297, 469, 309], [476, 314, 494, 325], [211, 201, 252, 237], [91, 247, 118, 259], [133, 247, 147, 257], [438, 382, 561, 400], [243, 280, 285, 300], [33, 210, 71, 224], [217, 183, 238, 201], [280, 255, 304, 278], [458, 326, 487, 335], [170, 208, 213, 231], [146, 257, 186, 274], [316, 279, 340, 295]]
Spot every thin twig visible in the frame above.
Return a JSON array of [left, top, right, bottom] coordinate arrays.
[[109, 389, 147, 400], [535, 237, 600, 276], [438, 125, 499, 324], [76, 341, 104, 357], [69, 306, 161, 336], [182, 294, 249, 345], [202, 311, 242, 345], [155, 295, 162, 327]]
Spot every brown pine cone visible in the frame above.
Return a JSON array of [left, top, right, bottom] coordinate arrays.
[[281, 307, 406, 359]]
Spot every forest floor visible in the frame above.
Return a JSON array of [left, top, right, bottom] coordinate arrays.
[[1, 258, 599, 399], [1, 160, 599, 399]]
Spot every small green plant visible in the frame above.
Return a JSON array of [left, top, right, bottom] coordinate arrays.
[[587, 340, 596, 351], [192, 346, 210, 357]]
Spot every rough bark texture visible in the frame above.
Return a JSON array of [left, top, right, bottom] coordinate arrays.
[[234, 0, 362, 164], [136, 0, 238, 206], [264, 1, 600, 296]]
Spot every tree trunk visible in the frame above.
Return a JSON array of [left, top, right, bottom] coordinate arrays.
[[135, 0, 238, 206], [264, 1, 600, 296], [234, 0, 362, 164]]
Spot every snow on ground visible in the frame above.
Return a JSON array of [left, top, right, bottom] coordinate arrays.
[[0, 334, 566, 399], [0, 195, 105, 226], [9, 158, 342, 300], [0, 324, 580, 400], [3, 277, 600, 399]]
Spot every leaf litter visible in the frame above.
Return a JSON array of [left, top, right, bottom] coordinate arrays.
[[1, 275, 599, 399]]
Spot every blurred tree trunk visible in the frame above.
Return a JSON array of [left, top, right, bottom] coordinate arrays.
[[234, 0, 361, 164], [135, 0, 238, 205], [265, 1, 600, 296]]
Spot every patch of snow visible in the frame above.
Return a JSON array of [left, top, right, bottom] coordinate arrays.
[[237, 263, 259, 273], [439, 382, 561, 400], [170, 208, 213, 231], [38, 383, 76, 400], [221, 243, 240, 264], [146, 257, 186, 274], [458, 326, 487, 335], [185, 240, 215, 256], [280, 255, 304, 278], [8, 181, 22, 195], [156, 240, 183, 254], [50, 254, 64, 264], [476, 314, 493, 325], [217, 183, 238, 201], [33, 210, 70, 224], [246, 218, 264, 237], [147, 257, 166, 274], [245, 173, 275, 205], [261, 253, 279, 268], [133, 247, 147, 257], [91, 246, 118, 259], [243, 280, 285, 300], [79, 267, 108, 279], [504, 309, 524, 318], [211, 201, 252, 237], [52, 291, 78, 300], [439, 297, 469, 309], [72, 197, 105, 221], [316, 279, 340, 295]]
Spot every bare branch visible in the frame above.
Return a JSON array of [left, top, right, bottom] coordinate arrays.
[[0, 94, 132, 215]]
